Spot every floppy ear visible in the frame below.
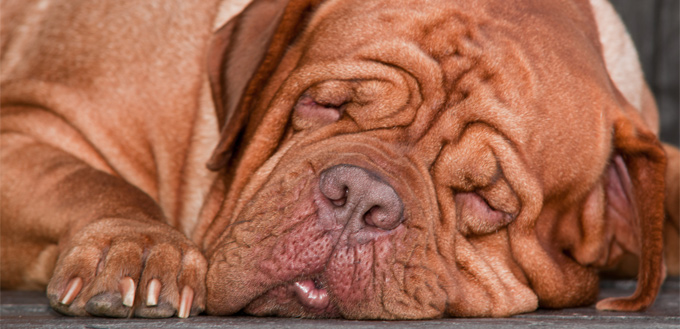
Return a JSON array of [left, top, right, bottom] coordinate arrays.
[[206, 0, 324, 171], [662, 143, 679, 276], [594, 107, 667, 311]]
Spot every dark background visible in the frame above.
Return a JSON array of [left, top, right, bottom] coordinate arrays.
[[611, 0, 679, 146]]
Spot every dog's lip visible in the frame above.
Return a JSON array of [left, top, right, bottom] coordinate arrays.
[[292, 278, 331, 310]]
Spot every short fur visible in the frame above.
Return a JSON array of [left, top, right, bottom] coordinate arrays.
[[1, 0, 678, 319]]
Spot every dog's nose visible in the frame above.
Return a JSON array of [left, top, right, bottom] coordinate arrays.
[[319, 165, 404, 231]]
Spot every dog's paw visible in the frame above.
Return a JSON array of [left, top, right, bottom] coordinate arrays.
[[46, 218, 207, 318]]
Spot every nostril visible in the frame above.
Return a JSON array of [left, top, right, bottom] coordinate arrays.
[[363, 206, 383, 228], [320, 172, 348, 207], [363, 203, 403, 231], [330, 187, 348, 207]]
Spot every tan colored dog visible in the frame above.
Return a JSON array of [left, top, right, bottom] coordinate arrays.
[[1, 0, 678, 320]]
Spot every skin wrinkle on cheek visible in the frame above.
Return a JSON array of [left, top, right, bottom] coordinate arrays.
[[258, 196, 333, 281], [324, 238, 376, 313], [257, 177, 334, 278], [374, 230, 403, 314]]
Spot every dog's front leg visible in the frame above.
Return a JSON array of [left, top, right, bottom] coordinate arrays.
[[0, 127, 206, 318]]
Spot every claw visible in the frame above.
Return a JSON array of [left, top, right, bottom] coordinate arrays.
[[146, 279, 161, 306], [118, 277, 136, 307], [178, 286, 194, 318], [60, 277, 83, 305]]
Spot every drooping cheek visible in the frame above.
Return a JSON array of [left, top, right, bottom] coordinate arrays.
[[241, 178, 342, 281], [259, 216, 339, 281], [432, 126, 522, 236], [324, 225, 409, 308], [325, 242, 375, 305]]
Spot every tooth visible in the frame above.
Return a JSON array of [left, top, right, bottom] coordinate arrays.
[[178, 286, 194, 318], [118, 277, 136, 307], [60, 277, 83, 305], [146, 279, 161, 306]]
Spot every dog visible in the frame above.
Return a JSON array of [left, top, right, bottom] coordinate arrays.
[[1, 0, 678, 319]]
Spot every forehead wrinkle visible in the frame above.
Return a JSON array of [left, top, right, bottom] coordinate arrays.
[[353, 43, 443, 129], [298, 0, 509, 161], [405, 11, 547, 174]]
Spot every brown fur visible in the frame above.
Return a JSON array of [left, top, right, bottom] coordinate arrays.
[[1, 0, 677, 320]]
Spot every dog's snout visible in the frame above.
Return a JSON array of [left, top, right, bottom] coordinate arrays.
[[319, 165, 404, 231]]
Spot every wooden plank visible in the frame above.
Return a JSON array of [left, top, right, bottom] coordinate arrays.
[[1, 279, 678, 329]]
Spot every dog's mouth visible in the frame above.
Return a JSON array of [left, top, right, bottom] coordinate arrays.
[[243, 274, 340, 317]]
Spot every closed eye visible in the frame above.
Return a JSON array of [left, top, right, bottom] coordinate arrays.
[[292, 94, 346, 130]]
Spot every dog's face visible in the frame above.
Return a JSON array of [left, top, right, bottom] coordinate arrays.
[[198, 0, 665, 319]]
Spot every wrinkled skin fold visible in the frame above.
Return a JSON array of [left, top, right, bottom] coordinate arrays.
[[1, 0, 674, 320], [198, 0, 667, 319]]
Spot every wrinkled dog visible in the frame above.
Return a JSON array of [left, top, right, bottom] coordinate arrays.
[[1, 0, 678, 319]]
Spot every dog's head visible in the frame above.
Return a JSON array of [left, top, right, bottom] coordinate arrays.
[[196, 0, 666, 319]]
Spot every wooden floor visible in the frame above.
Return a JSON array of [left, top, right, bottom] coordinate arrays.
[[1, 278, 678, 328]]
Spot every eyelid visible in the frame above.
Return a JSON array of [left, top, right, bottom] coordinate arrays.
[[292, 94, 344, 130], [305, 80, 354, 107]]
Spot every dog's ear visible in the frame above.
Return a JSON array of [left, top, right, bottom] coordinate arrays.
[[593, 104, 667, 311], [662, 143, 679, 276], [206, 0, 323, 171]]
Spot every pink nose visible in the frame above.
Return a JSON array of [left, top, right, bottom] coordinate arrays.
[[319, 165, 404, 231]]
